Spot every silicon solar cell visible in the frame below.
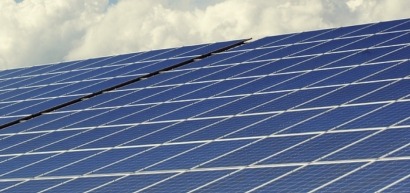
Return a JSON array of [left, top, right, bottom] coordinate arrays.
[[318, 160, 410, 192], [254, 163, 364, 192], [0, 19, 409, 192], [1, 179, 68, 192]]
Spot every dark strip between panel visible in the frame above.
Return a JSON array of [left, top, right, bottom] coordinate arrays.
[[0, 39, 250, 130]]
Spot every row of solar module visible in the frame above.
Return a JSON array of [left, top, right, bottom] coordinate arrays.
[[1, 73, 399, 124], [0, 59, 184, 117], [1, 19, 409, 86], [0, 40, 242, 80], [189, 38, 410, 74], [133, 62, 410, 98], [3, 99, 410, 138], [14, 64, 408, 119], [178, 41, 410, 73], [1, 98, 409, 154], [226, 23, 410, 54], [0, 74, 408, 129], [0, 60, 167, 90], [0, 53, 184, 80], [1, 45, 408, 119], [0, 127, 408, 177], [0, 28, 408, 118], [0, 59, 406, 124], [2, 81, 409, 129], [1, 61, 409, 132], [0, 55, 206, 91], [0, 19, 408, 90], [0, 41, 244, 110], [0, 18, 407, 77], [1, 43, 408, 107], [52, 61, 409, 110], [170, 46, 410, 89], [21, 79, 407, 123], [0, 158, 408, 192], [0, 76, 136, 126], [228, 18, 410, 52], [234, 31, 410, 62], [0, 127, 408, 191], [0, 29, 410, 90], [0, 40, 245, 126], [0, 58, 408, 113], [0, 40, 244, 92]]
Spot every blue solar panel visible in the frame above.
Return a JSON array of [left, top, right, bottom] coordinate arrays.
[[0, 19, 409, 192], [0, 40, 244, 125]]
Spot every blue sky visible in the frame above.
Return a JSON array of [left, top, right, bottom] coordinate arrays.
[[1, 0, 410, 70]]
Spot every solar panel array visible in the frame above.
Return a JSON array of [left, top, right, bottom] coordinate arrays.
[[0, 18, 409, 192], [0, 40, 243, 127]]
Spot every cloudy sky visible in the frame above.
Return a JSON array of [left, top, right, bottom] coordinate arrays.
[[1, 0, 410, 70]]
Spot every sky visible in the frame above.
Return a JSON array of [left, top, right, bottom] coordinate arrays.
[[1, 0, 410, 70]]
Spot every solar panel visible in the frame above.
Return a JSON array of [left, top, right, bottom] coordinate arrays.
[[0, 40, 245, 128], [0, 18, 409, 192]]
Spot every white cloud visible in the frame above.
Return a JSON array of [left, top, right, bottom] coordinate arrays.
[[1, 0, 409, 70]]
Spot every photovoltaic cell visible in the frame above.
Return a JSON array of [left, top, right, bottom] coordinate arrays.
[[144, 170, 231, 192], [383, 178, 410, 193], [43, 176, 119, 192], [323, 128, 410, 161], [196, 167, 295, 192], [317, 160, 410, 192], [78, 123, 174, 149], [2, 179, 67, 192], [201, 135, 312, 168], [92, 173, 174, 192], [260, 131, 375, 164], [147, 139, 253, 171], [37, 126, 127, 151], [255, 163, 364, 192], [91, 144, 199, 174], [173, 114, 272, 142], [0, 19, 409, 192], [226, 109, 326, 138]]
